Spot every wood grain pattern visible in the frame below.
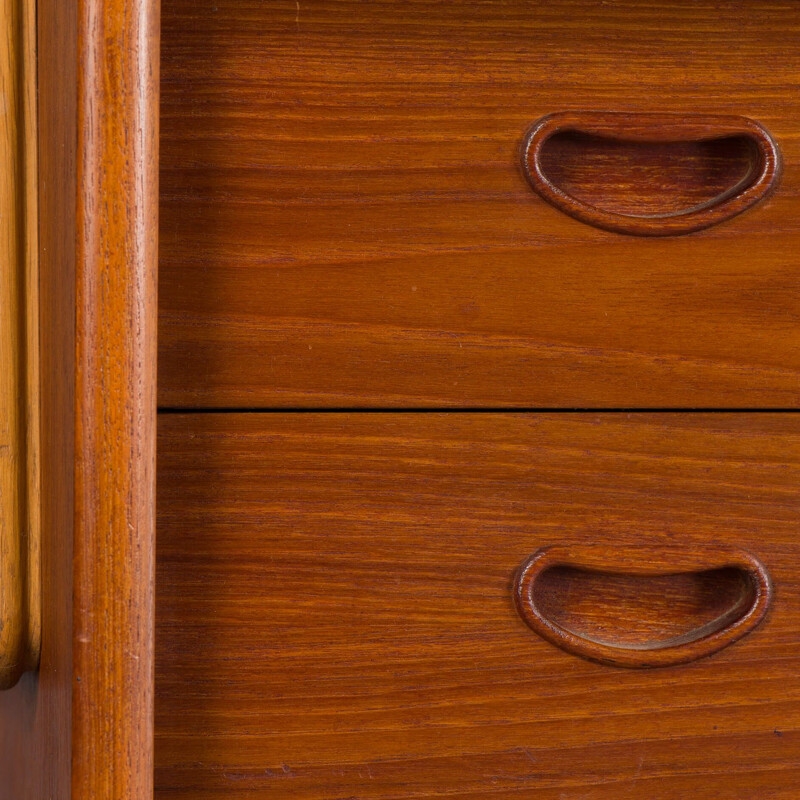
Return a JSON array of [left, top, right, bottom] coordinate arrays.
[[532, 562, 753, 644], [538, 132, 756, 217], [0, 0, 76, 791], [156, 413, 800, 799], [74, 0, 159, 796], [159, 0, 800, 408], [0, 0, 40, 688]]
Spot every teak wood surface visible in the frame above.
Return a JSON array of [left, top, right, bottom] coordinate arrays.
[[0, 0, 159, 797], [159, 0, 800, 408], [1, 1, 799, 798], [74, 0, 159, 796], [156, 413, 800, 799]]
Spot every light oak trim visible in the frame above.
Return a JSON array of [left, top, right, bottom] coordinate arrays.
[[0, 0, 40, 690]]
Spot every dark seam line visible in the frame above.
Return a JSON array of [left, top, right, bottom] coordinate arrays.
[[157, 407, 800, 414]]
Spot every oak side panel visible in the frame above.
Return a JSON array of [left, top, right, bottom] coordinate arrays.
[[159, 0, 800, 408], [156, 413, 800, 799], [0, 0, 75, 794], [74, 0, 159, 796]]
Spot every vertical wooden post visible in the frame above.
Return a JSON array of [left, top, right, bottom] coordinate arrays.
[[74, 0, 159, 796]]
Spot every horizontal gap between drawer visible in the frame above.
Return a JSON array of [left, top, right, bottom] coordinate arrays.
[[157, 407, 800, 414]]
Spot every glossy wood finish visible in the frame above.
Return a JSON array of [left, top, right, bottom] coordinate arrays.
[[156, 413, 800, 799], [0, 0, 76, 792], [74, 0, 159, 796], [0, 0, 40, 688], [514, 544, 772, 668], [159, 0, 800, 408], [522, 112, 780, 236]]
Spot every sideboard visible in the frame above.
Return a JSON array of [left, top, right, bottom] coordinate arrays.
[[1, 2, 799, 798]]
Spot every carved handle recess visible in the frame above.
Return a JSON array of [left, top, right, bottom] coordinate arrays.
[[514, 544, 772, 669], [522, 112, 781, 236]]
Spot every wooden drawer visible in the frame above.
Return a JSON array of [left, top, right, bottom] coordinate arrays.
[[156, 413, 800, 798], [158, 0, 800, 408]]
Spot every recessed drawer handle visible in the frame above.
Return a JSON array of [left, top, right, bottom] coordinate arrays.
[[514, 544, 771, 668], [522, 111, 780, 236]]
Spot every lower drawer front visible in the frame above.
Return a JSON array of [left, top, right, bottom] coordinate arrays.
[[156, 413, 800, 798]]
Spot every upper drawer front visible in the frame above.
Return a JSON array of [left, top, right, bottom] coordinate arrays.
[[159, 0, 800, 408]]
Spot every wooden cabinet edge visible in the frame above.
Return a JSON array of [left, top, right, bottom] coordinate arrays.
[[0, 0, 41, 689], [1, 0, 157, 793], [72, 0, 159, 797]]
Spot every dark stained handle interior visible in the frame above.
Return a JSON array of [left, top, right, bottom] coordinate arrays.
[[522, 112, 781, 236], [514, 544, 772, 668]]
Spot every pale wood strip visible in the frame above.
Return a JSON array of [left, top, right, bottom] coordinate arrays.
[[0, 0, 40, 689]]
